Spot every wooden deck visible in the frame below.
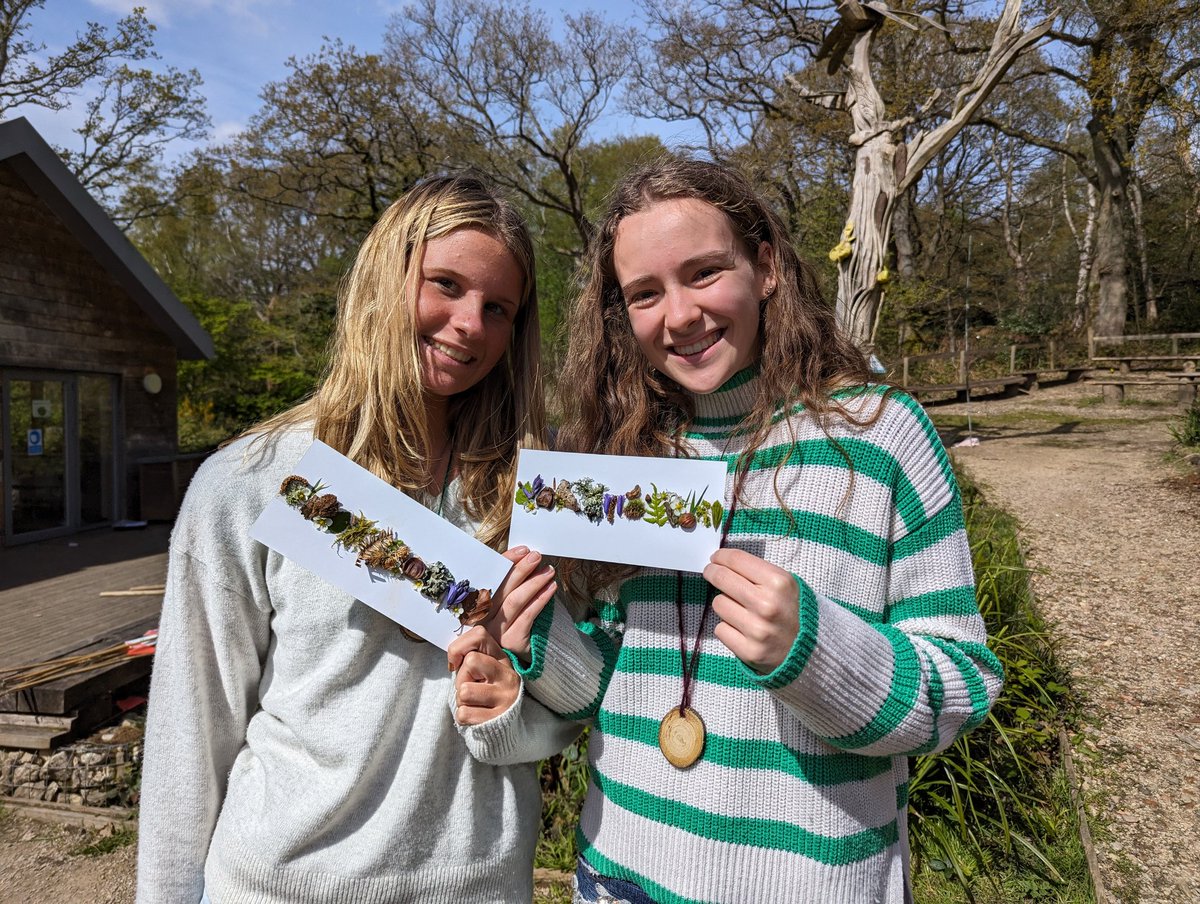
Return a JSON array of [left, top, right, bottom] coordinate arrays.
[[0, 525, 170, 744]]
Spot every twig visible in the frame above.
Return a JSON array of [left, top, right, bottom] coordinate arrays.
[[1059, 726, 1111, 904]]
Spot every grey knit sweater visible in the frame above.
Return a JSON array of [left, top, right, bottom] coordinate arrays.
[[136, 430, 576, 904]]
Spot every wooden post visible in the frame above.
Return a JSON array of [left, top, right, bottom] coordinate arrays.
[[1009, 344, 1017, 373], [1102, 383, 1124, 404], [902, 356, 910, 386], [957, 349, 967, 382]]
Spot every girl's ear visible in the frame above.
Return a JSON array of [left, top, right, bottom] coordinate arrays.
[[757, 242, 777, 298]]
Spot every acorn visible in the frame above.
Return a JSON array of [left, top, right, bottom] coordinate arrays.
[[402, 556, 427, 581], [678, 512, 697, 531], [535, 486, 556, 509]]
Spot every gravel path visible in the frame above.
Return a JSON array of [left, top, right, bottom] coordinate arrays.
[[0, 380, 1196, 903], [939, 382, 1200, 904]]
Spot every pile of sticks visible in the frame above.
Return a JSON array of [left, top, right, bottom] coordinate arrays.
[[0, 630, 158, 697]]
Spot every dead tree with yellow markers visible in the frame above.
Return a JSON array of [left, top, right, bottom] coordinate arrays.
[[808, 0, 1053, 345]]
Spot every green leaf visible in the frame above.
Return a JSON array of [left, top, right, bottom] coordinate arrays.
[[711, 501, 724, 530], [328, 511, 352, 534], [515, 487, 529, 505]]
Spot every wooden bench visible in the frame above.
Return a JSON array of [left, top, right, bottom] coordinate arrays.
[[1089, 355, 1200, 374], [1090, 373, 1200, 406], [903, 374, 1032, 403]]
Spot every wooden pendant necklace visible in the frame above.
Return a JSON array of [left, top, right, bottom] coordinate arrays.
[[658, 464, 746, 768]]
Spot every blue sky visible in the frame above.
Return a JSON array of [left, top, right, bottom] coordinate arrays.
[[19, 0, 697, 160]]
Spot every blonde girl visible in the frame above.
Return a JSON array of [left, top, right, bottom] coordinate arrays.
[[489, 156, 1003, 904], [137, 174, 569, 904]]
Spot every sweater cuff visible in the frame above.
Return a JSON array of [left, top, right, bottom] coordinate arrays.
[[742, 575, 820, 690], [507, 599, 612, 720], [450, 680, 525, 765]]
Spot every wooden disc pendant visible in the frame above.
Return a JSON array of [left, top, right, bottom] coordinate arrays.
[[398, 626, 427, 644], [658, 706, 706, 768]]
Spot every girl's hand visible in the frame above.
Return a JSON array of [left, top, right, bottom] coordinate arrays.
[[486, 545, 556, 664], [448, 626, 521, 726], [704, 548, 800, 675]]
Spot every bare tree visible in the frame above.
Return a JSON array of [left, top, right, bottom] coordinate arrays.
[[386, 0, 634, 255], [631, 0, 1051, 345]]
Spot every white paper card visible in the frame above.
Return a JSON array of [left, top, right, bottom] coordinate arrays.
[[249, 440, 513, 650], [508, 449, 729, 573]]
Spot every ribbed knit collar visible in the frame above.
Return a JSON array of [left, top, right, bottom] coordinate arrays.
[[689, 365, 760, 425]]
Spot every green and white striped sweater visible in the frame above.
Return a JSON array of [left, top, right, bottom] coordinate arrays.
[[515, 370, 1003, 904]]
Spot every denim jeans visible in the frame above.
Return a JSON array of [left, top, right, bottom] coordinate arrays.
[[573, 856, 657, 904]]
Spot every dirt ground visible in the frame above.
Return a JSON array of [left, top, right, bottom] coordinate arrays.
[[0, 379, 1197, 903], [938, 380, 1200, 904]]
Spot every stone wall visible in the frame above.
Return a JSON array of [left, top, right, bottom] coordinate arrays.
[[0, 730, 142, 807]]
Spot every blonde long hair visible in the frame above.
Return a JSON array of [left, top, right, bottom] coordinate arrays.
[[255, 174, 545, 549]]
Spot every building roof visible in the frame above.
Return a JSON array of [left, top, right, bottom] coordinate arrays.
[[0, 117, 214, 360]]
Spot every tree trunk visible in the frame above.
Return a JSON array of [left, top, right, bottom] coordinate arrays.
[[1063, 176, 1097, 333], [834, 30, 899, 346], [892, 186, 916, 279], [1128, 172, 1158, 323], [1089, 124, 1130, 337]]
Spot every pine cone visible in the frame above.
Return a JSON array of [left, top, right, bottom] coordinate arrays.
[[300, 493, 340, 521]]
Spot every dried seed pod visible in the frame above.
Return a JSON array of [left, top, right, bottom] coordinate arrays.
[[402, 556, 427, 581], [605, 495, 617, 524], [535, 486, 556, 509], [300, 493, 340, 521], [382, 543, 411, 571], [279, 475, 310, 497], [624, 498, 645, 520], [626, 484, 641, 500], [357, 534, 394, 569], [460, 589, 492, 626], [678, 512, 697, 530]]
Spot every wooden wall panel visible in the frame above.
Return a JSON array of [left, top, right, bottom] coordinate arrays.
[[0, 162, 181, 520]]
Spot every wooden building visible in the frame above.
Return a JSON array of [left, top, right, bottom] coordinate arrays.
[[0, 117, 213, 546]]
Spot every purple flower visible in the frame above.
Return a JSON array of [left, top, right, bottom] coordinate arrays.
[[443, 580, 471, 610], [531, 474, 544, 496], [616, 494, 624, 518]]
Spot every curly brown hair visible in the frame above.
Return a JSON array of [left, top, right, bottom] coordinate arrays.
[[555, 153, 877, 598]]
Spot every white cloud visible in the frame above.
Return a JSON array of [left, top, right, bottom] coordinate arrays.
[[86, 0, 288, 32]]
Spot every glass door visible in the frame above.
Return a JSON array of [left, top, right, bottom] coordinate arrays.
[[78, 374, 117, 526], [4, 376, 69, 537], [2, 371, 119, 543]]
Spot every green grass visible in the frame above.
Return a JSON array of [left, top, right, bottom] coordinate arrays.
[[1169, 399, 1200, 448]]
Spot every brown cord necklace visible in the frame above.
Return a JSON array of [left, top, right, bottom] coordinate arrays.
[[658, 464, 748, 768]]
